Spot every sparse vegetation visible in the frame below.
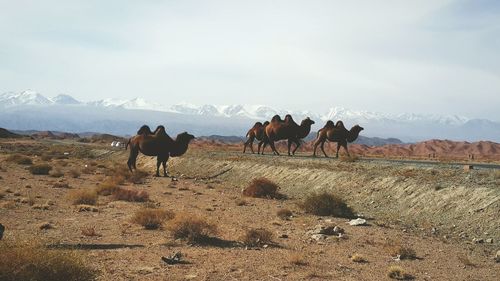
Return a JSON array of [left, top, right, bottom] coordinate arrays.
[[277, 208, 293, 220], [6, 154, 32, 165], [458, 254, 475, 267], [241, 228, 274, 247], [69, 169, 81, 178], [50, 167, 64, 178], [68, 189, 98, 205], [95, 181, 121, 196], [243, 177, 280, 199], [81, 226, 101, 237], [388, 245, 417, 260], [302, 192, 354, 218], [339, 154, 359, 162], [112, 188, 149, 202], [235, 198, 247, 206], [387, 265, 413, 280], [29, 163, 53, 175], [0, 240, 98, 281], [132, 208, 175, 229], [167, 213, 218, 243], [351, 254, 367, 263], [289, 253, 309, 266], [52, 182, 70, 189]]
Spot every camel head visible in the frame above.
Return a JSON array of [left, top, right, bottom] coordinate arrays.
[[301, 117, 315, 127], [352, 125, 364, 133]]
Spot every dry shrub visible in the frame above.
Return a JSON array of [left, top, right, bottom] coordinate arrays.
[[29, 164, 53, 175], [81, 165, 96, 175], [289, 253, 308, 266], [69, 169, 81, 178], [52, 182, 70, 189], [132, 208, 175, 229], [0, 191, 6, 199], [457, 254, 475, 267], [277, 209, 293, 220], [68, 189, 98, 205], [167, 213, 217, 243], [494, 170, 500, 180], [128, 170, 149, 184], [388, 245, 417, 260], [6, 154, 32, 165], [95, 181, 121, 196], [235, 198, 247, 206], [387, 265, 413, 280], [40, 154, 52, 161], [339, 155, 359, 162], [81, 226, 101, 237], [50, 168, 64, 178], [112, 188, 149, 202], [302, 192, 354, 218], [351, 254, 367, 263], [243, 178, 280, 199], [241, 228, 274, 247], [0, 240, 98, 281]]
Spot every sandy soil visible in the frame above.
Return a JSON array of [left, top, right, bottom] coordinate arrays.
[[0, 139, 499, 280]]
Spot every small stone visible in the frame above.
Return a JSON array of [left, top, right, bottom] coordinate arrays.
[[13, 192, 21, 196], [472, 238, 484, 244], [311, 234, 328, 241], [20, 197, 30, 204], [39, 222, 53, 230], [347, 218, 367, 226], [279, 234, 289, 239], [485, 238, 493, 243], [495, 250, 500, 262], [25, 185, 32, 188]]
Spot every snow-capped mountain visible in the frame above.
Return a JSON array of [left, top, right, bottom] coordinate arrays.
[[1, 90, 499, 142]]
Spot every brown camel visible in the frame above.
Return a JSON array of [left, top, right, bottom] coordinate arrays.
[[127, 126, 195, 176], [243, 121, 270, 154], [265, 114, 315, 156], [312, 120, 363, 158]]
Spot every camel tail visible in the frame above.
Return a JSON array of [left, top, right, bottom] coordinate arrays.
[[125, 138, 130, 150]]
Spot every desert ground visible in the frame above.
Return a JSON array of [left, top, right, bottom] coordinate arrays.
[[0, 137, 499, 280]]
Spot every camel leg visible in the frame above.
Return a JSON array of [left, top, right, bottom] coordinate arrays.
[[243, 136, 254, 154], [269, 141, 280, 156], [291, 138, 301, 155], [343, 142, 350, 157], [287, 139, 293, 156], [155, 157, 161, 177], [127, 148, 139, 172], [336, 143, 341, 158], [321, 141, 329, 158], [257, 141, 264, 154], [161, 155, 170, 177]]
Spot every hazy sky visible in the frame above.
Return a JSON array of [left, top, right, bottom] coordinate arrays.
[[1, 0, 499, 120]]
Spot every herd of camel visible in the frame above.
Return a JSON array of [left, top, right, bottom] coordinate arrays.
[[126, 114, 363, 177]]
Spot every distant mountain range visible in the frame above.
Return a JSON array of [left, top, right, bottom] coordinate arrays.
[[1, 90, 499, 142]]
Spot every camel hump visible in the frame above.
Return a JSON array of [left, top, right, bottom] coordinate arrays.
[[263, 121, 270, 126], [271, 115, 282, 123], [154, 125, 167, 136], [137, 125, 154, 135], [284, 114, 294, 122], [335, 121, 346, 129], [254, 122, 263, 127], [324, 120, 335, 128]]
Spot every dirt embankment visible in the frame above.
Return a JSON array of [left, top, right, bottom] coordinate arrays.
[[157, 150, 500, 240]]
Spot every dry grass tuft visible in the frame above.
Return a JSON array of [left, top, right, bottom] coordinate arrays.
[[388, 245, 417, 260], [289, 253, 309, 266], [241, 228, 274, 247], [235, 198, 247, 206], [68, 189, 98, 205], [49, 168, 64, 178], [52, 182, 70, 189], [243, 177, 281, 199], [302, 192, 354, 218], [339, 155, 359, 162], [457, 254, 475, 267], [29, 164, 53, 175], [167, 213, 218, 243], [6, 154, 32, 165], [277, 208, 293, 220], [81, 226, 101, 237], [112, 188, 149, 202], [69, 169, 81, 178], [95, 181, 121, 196], [132, 208, 175, 229], [387, 265, 413, 280], [0, 240, 98, 281], [351, 254, 367, 263]]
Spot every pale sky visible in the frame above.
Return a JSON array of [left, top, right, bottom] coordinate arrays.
[[1, 0, 499, 120]]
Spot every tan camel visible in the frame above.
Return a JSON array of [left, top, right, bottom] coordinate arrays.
[[312, 120, 363, 158], [243, 121, 270, 154], [265, 114, 315, 156], [127, 126, 195, 176]]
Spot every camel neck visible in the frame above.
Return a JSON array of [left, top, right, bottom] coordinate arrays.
[[346, 129, 360, 143]]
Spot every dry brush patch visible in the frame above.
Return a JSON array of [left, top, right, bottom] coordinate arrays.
[[277, 208, 293, 220], [132, 208, 175, 229], [68, 189, 98, 205], [242, 178, 283, 199], [386, 243, 417, 260], [167, 213, 218, 244], [241, 228, 274, 247], [302, 192, 354, 218], [387, 265, 413, 280], [6, 154, 32, 165], [29, 163, 53, 175], [112, 188, 149, 202], [0, 240, 98, 281]]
